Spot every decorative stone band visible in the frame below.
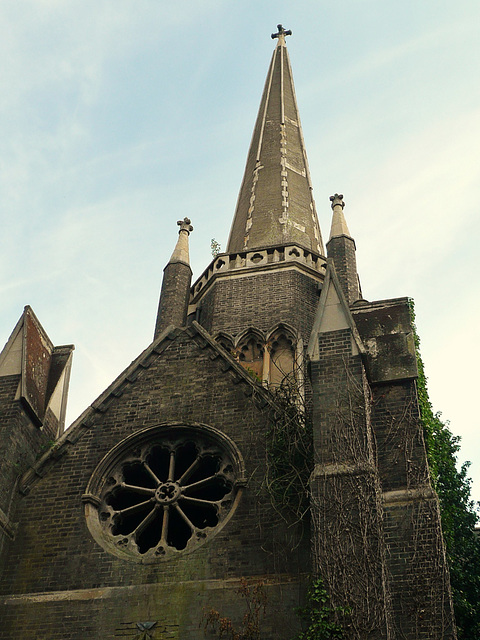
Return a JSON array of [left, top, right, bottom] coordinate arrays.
[[190, 243, 326, 305], [311, 462, 377, 480], [383, 485, 436, 506], [2, 574, 308, 605]]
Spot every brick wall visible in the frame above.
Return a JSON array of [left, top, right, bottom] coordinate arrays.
[[371, 382, 429, 492], [326, 236, 359, 305], [0, 329, 310, 639], [384, 499, 456, 638], [371, 381, 456, 637], [0, 375, 54, 568], [197, 269, 320, 344], [309, 328, 391, 638]]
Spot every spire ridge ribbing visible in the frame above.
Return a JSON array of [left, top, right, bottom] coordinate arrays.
[[226, 30, 324, 256]]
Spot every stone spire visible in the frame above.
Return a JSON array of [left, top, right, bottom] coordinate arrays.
[[226, 27, 324, 255], [154, 218, 193, 338], [326, 195, 360, 305]]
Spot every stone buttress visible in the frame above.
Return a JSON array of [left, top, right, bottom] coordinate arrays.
[[308, 197, 456, 637]]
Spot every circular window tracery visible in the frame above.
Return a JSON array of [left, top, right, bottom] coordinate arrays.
[[83, 423, 245, 563]]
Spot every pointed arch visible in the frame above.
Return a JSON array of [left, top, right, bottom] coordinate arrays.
[[234, 328, 266, 382], [265, 322, 298, 344], [214, 331, 235, 354], [265, 323, 302, 389], [234, 327, 266, 348]]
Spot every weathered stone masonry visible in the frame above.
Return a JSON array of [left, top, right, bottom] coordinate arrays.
[[0, 27, 456, 639]]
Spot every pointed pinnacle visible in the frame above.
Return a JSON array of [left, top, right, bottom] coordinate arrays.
[[329, 194, 352, 240]]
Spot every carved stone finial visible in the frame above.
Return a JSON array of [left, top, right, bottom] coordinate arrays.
[[329, 194, 345, 210], [271, 24, 292, 40], [177, 217, 193, 234]]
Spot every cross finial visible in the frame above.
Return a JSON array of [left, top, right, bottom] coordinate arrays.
[[330, 194, 345, 210], [271, 24, 292, 40], [177, 217, 193, 234]]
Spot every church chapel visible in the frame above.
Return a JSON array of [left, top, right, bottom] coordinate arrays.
[[0, 26, 457, 639]]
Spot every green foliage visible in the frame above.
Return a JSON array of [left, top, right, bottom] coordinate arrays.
[[292, 578, 347, 639], [265, 381, 313, 520], [211, 238, 221, 258], [410, 300, 480, 638]]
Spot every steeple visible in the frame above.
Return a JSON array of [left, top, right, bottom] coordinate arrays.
[[226, 26, 324, 256], [154, 218, 193, 338]]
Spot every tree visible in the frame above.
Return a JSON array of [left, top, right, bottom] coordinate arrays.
[[411, 302, 480, 638]]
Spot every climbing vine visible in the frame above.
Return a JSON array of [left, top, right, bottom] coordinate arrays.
[[263, 375, 313, 522], [309, 360, 391, 637], [410, 300, 480, 639], [293, 577, 348, 640]]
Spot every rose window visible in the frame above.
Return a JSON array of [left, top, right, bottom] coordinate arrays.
[[83, 424, 245, 562]]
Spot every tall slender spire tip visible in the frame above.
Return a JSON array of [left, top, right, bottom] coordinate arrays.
[[169, 217, 193, 265], [227, 26, 324, 255], [329, 194, 351, 240]]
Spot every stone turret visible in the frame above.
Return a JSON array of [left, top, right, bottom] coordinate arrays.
[[326, 194, 361, 305], [154, 217, 193, 338]]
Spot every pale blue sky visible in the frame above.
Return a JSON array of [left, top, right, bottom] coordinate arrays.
[[1, 1, 480, 501]]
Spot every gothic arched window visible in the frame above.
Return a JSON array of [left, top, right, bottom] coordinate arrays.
[[268, 332, 296, 387], [214, 332, 234, 354], [235, 332, 264, 381]]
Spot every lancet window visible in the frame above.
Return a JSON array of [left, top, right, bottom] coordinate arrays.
[[235, 332, 264, 381], [215, 326, 299, 390], [268, 331, 296, 387]]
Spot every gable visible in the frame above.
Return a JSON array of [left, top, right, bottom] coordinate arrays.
[[0, 306, 73, 433], [19, 323, 274, 496], [3, 323, 308, 607], [307, 261, 364, 360]]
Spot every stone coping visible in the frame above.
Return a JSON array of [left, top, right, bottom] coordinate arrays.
[[190, 244, 326, 304]]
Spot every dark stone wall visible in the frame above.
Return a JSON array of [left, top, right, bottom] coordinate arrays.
[[371, 381, 429, 492], [197, 269, 320, 343], [384, 499, 456, 639], [371, 381, 456, 637], [0, 330, 309, 639], [309, 329, 391, 638], [0, 376, 23, 517], [2, 579, 304, 640], [0, 375, 53, 569], [155, 261, 192, 337], [326, 236, 359, 305], [308, 317, 456, 638]]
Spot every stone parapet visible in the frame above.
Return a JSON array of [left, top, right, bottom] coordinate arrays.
[[190, 244, 326, 305]]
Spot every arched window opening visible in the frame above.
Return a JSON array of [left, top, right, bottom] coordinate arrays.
[[215, 333, 234, 354], [268, 333, 295, 388], [236, 336, 264, 381]]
